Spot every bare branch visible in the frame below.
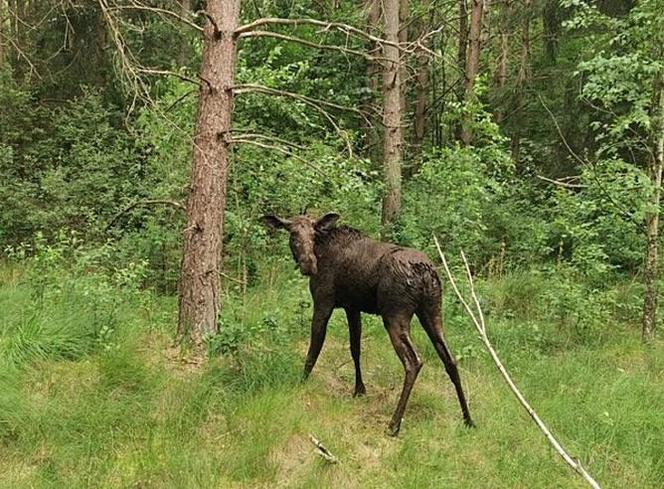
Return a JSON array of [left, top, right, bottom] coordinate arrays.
[[235, 17, 399, 49], [433, 236, 602, 489], [106, 199, 185, 231], [108, 3, 203, 32], [238, 30, 378, 61], [536, 175, 587, 189], [233, 83, 368, 157], [231, 138, 330, 178]]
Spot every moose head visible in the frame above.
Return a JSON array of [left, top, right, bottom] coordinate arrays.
[[261, 213, 340, 276]]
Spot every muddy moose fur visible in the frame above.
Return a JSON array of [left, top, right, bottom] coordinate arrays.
[[262, 212, 474, 435]]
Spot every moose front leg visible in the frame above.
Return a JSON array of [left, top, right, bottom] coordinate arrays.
[[302, 304, 333, 380]]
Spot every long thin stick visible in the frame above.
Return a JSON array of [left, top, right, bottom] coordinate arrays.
[[433, 235, 602, 489]]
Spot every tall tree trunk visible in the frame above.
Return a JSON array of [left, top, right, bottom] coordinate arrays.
[[178, 0, 240, 353], [177, 0, 192, 67], [413, 0, 431, 157], [494, 1, 511, 123], [511, 0, 530, 163], [361, 0, 381, 158], [381, 0, 403, 234], [457, 0, 468, 101], [0, 0, 5, 65], [643, 70, 664, 342], [398, 0, 409, 149], [460, 0, 484, 145]]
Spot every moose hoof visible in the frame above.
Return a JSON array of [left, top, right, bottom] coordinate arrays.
[[387, 423, 401, 437], [464, 417, 476, 428], [353, 385, 366, 397]]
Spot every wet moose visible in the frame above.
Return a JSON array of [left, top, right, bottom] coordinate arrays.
[[262, 212, 474, 435]]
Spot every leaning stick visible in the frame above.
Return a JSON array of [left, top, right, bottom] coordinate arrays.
[[432, 235, 602, 489]]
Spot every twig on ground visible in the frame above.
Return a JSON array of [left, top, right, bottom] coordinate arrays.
[[308, 434, 339, 464]]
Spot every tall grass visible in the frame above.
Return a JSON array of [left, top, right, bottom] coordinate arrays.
[[0, 256, 662, 488]]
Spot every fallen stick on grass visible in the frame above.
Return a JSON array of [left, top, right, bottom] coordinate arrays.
[[433, 235, 602, 489], [308, 434, 339, 464]]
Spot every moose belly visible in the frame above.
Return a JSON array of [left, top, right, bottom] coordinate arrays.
[[334, 285, 379, 314]]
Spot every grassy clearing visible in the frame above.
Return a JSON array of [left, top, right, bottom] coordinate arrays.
[[0, 263, 662, 488]]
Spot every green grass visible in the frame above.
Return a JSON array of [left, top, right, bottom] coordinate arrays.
[[0, 263, 662, 488]]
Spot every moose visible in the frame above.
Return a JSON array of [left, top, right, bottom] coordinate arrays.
[[262, 212, 474, 435]]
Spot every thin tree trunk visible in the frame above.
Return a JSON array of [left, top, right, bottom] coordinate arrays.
[[460, 0, 483, 145], [361, 0, 381, 158], [457, 0, 467, 101], [381, 0, 403, 234], [413, 0, 430, 157], [494, 1, 511, 123], [398, 0, 409, 149], [177, 0, 192, 67], [643, 70, 664, 342], [178, 0, 240, 353], [511, 0, 530, 163], [0, 0, 5, 64]]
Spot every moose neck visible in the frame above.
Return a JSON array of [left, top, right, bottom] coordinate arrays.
[[313, 226, 365, 265]]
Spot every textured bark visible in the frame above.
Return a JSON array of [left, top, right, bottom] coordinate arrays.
[[460, 0, 484, 145], [381, 0, 403, 233], [511, 0, 531, 163], [494, 1, 511, 122], [643, 71, 664, 342], [361, 0, 381, 157], [178, 0, 239, 352]]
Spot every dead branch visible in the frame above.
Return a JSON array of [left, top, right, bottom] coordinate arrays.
[[432, 236, 602, 489], [308, 434, 339, 464], [106, 199, 185, 232], [238, 30, 378, 61], [231, 130, 307, 150], [235, 17, 399, 49], [231, 138, 330, 178], [536, 175, 587, 189], [233, 83, 367, 157], [108, 3, 203, 32]]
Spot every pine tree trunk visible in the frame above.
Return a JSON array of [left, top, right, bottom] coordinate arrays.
[[178, 0, 239, 353], [643, 71, 664, 342], [381, 0, 403, 234], [460, 0, 483, 145]]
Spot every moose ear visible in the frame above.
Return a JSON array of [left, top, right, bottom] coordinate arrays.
[[261, 215, 290, 230], [315, 213, 340, 231]]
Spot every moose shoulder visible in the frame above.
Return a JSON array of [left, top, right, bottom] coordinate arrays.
[[262, 212, 474, 435]]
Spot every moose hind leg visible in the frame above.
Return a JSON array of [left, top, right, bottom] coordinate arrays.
[[417, 310, 474, 427], [384, 314, 423, 436], [345, 309, 366, 396]]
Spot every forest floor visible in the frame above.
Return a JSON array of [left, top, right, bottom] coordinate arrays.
[[1, 263, 663, 489]]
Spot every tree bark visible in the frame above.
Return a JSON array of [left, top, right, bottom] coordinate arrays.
[[643, 70, 664, 342], [510, 0, 530, 163], [460, 0, 484, 145], [494, 1, 511, 123], [381, 0, 403, 234], [413, 0, 430, 157], [178, 0, 239, 353], [457, 0, 468, 101], [398, 0, 409, 149], [361, 0, 381, 158]]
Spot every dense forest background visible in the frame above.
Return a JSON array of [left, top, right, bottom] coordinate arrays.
[[1, 1, 663, 488]]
